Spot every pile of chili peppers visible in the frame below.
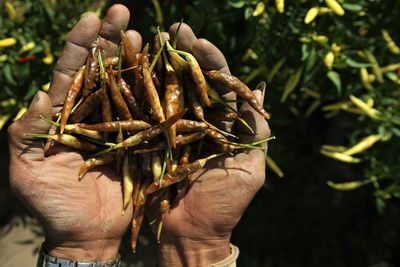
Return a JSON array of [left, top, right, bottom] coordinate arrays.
[[34, 30, 270, 252]]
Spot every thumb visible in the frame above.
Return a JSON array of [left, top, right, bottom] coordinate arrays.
[[8, 91, 53, 162], [236, 82, 270, 146]]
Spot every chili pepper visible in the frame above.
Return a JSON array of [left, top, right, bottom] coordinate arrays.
[[152, 152, 162, 183], [176, 119, 208, 132], [170, 49, 211, 107], [142, 48, 165, 122], [78, 120, 151, 132], [163, 62, 181, 148], [134, 140, 166, 154], [349, 95, 380, 119], [327, 180, 370, 191], [280, 67, 303, 103], [382, 30, 400, 55], [343, 135, 382, 156], [111, 110, 185, 150], [320, 149, 361, 163], [204, 70, 270, 119], [115, 126, 125, 175], [0, 37, 17, 48], [70, 87, 105, 123], [27, 133, 98, 152], [120, 30, 138, 73], [156, 189, 171, 242], [176, 131, 206, 146], [65, 125, 102, 140], [304, 7, 319, 24], [131, 154, 152, 252], [179, 145, 191, 165], [266, 155, 284, 178], [108, 73, 133, 120], [275, 0, 284, 13], [152, 35, 164, 83], [104, 56, 119, 67], [325, 0, 344, 16], [59, 66, 85, 133], [152, 72, 162, 95], [83, 39, 99, 97], [166, 41, 189, 73], [122, 152, 134, 211], [147, 153, 224, 193], [119, 78, 149, 121], [78, 153, 115, 180], [184, 75, 204, 120]]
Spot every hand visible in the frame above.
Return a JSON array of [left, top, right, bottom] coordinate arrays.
[[7, 5, 141, 261], [147, 24, 270, 267]]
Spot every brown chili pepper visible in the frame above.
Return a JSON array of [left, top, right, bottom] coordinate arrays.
[[101, 83, 112, 141], [152, 72, 162, 95], [176, 131, 206, 146], [163, 64, 181, 148], [204, 70, 270, 119], [108, 73, 133, 120], [60, 66, 85, 133], [206, 110, 238, 122], [70, 87, 105, 123], [78, 153, 115, 180], [112, 110, 185, 150], [83, 39, 99, 97], [77, 120, 151, 132], [142, 49, 165, 122], [147, 154, 222, 193], [176, 119, 208, 132], [179, 145, 191, 165], [184, 75, 204, 120], [104, 56, 119, 67], [119, 78, 149, 121]]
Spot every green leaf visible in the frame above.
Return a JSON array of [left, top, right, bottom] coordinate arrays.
[[345, 57, 371, 68], [326, 71, 342, 95], [228, 0, 246, 8], [342, 3, 363, 12], [3, 64, 17, 87]]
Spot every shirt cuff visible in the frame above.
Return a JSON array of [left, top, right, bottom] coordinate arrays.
[[208, 244, 239, 267]]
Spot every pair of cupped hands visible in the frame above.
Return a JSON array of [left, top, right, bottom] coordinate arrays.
[[8, 4, 269, 267]]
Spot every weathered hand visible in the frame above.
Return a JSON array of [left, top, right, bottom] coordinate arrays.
[[148, 24, 270, 267], [8, 5, 141, 261]]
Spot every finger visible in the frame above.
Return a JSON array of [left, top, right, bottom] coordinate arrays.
[[8, 91, 53, 162], [125, 30, 143, 53], [49, 14, 101, 108], [169, 23, 197, 52], [236, 83, 270, 145], [98, 4, 130, 58]]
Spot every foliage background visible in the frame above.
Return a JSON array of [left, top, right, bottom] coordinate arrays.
[[1, 0, 400, 266]]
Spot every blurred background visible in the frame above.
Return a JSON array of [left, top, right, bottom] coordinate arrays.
[[1, 0, 400, 266]]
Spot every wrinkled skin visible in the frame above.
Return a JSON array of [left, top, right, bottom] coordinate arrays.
[[8, 4, 269, 266]]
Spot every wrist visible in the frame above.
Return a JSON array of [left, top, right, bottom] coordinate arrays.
[[158, 237, 231, 267], [44, 238, 121, 261]]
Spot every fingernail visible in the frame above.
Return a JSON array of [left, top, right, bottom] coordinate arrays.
[[254, 81, 266, 105]]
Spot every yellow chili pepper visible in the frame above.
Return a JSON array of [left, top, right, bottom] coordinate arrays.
[[380, 63, 400, 73], [320, 149, 361, 163], [13, 107, 28, 121], [0, 38, 17, 48], [321, 145, 347, 153], [304, 7, 319, 24], [5, 2, 17, 20], [275, 0, 284, 13], [382, 30, 400, 55], [42, 82, 51, 92], [0, 114, 12, 130], [343, 135, 381, 156], [303, 88, 321, 99], [266, 155, 284, 178], [322, 101, 349, 111], [252, 2, 265, 17], [299, 37, 311, 43], [313, 35, 329, 44], [20, 41, 36, 53], [331, 43, 341, 56], [327, 180, 370, 191], [349, 95, 381, 119], [318, 7, 331, 15], [364, 51, 383, 83], [0, 54, 8, 62], [0, 98, 17, 108], [360, 68, 373, 91], [324, 51, 335, 69], [325, 0, 345, 16], [43, 51, 54, 65]]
